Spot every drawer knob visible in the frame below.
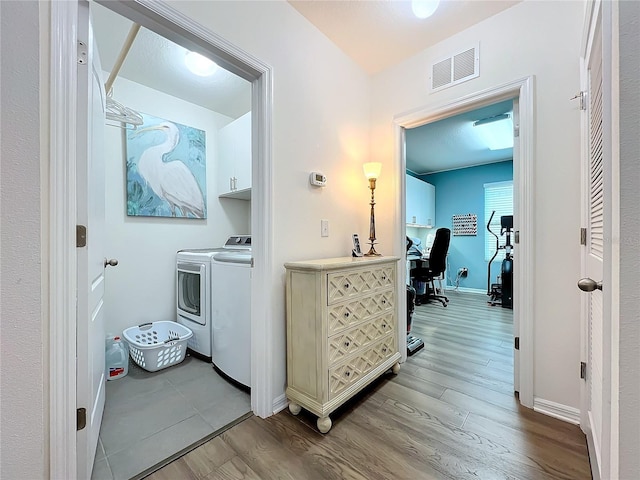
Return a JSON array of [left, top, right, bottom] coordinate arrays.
[[382, 276, 387, 280], [382, 323, 387, 328], [345, 371, 351, 377], [344, 283, 350, 289], [344, 312, 350, 318], [344, 341, 350, 347], [382, 300, 386, 304], [382, 348, 387, 353]]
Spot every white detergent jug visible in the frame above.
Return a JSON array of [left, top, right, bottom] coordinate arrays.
[[106, 336, 129, 380]]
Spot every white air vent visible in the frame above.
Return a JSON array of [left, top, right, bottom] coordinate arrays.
[[430, 44, 479, 92]]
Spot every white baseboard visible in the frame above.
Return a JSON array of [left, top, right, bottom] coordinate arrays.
[[533, 397, 580, 425], [272, 393, 288, 414], [444, 285, 487, 295]]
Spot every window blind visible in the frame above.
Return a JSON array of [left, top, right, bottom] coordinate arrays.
[[484, 181, 513, 261]]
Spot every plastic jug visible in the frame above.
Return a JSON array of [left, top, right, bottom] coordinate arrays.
[[106, 336, 129, 380]]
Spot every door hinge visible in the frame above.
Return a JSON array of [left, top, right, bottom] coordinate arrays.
[[580, 227, 587, 246], [570, 91, 587, 110], [580, 361, 587, 380], [77, 41, 87, 65], [76, 225, 87, 247], [513, 124, 520, 138], [514, 231, 520, 244], [514, 337, 520, 350], [77, 407, 87, 431]]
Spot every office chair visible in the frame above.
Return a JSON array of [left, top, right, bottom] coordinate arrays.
[[410, 227, 451, 307]]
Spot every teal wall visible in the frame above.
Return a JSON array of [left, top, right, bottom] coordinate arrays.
[[421, 160, 513, 291]]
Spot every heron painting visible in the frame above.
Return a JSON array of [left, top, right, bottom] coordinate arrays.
[[126, 113, 206, 218]]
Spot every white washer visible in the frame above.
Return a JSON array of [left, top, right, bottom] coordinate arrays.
[[176, 236, 251, 360], [211, 250, 252, 389]]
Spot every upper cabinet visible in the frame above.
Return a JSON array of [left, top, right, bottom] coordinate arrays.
[[217, 112, 251, 200], [406, 174, 435, 227]]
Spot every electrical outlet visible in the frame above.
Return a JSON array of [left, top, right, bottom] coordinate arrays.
[[458, 267, 468, 277], [321, 219, 329, 237]]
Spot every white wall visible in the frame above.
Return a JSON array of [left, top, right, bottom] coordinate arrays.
[[0, 2, 47, 478], [370, 0, 584, 409], [166, 0, 372, 400], [104, 76, 250, 337], [618, 1, 640, 475]]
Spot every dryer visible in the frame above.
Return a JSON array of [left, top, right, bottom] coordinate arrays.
[[176, 235, 251, 360]]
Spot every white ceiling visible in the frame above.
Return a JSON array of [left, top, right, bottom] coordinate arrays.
[[405, 100, 514, 175], [288, 0, 521, 74], [91, 2, 251, 120]]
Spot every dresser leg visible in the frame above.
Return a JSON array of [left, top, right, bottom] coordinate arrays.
[[317, 416, 332, 434], [392, 361, 401, 374], [288, 402, 302, 416]]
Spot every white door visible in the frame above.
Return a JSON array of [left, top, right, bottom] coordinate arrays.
[[579, 2, 605, 477], [76, 1, 108, 478], [511, 97, 520, 394]]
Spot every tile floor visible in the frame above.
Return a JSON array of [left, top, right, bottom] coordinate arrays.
[[91, 354, 251, 480]]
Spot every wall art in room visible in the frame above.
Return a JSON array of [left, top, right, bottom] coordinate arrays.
[[126, 113, 206, 218]]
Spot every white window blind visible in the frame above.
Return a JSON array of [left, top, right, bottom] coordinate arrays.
[[484, 181, 513, 261]]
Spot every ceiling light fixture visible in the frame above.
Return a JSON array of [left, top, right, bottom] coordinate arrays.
[[185, 51, 218, 77], [473, 113, 513, 150], [411, 0, 440, 19]]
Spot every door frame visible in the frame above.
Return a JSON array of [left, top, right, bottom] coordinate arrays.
[[394, 77, 535, 408], [48, 1, 274, 477]]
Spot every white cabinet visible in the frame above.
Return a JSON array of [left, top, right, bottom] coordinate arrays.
[[406, 174, 435, 227], [285, 256, 401, 433], [217, 112, 251, 199]]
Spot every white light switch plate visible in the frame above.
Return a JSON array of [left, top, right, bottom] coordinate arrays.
[[321, 219, 329, 237]]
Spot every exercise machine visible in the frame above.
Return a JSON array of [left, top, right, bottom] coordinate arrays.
[[486, 211, 513, 309]]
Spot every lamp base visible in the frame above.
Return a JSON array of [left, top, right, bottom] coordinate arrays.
[[364, 245, 381, 257]]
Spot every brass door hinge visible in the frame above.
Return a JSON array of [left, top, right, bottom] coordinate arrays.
[[77, 225, 87, 247], [580, 228, 587, 246], [77, 407, 87, 431]]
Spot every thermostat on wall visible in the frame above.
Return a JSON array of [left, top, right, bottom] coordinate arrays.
[[309, 172, 327, 187]]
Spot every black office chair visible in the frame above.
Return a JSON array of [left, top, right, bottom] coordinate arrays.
[[411, 228, 451, 307]]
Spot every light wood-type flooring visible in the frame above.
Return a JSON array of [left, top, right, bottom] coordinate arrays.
[[147, 290, 591, 480]]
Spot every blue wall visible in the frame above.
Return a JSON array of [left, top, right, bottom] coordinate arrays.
[[422, 160, 513, 291]]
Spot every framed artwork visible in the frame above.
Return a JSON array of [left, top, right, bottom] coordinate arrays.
[[126, 113, 206, 218]]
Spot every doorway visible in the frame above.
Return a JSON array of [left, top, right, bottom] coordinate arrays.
[[48, 1, 274, 478], [393, 78, 535, 407]]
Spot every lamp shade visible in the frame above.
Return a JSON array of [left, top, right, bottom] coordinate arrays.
[[363, 162, 382, 180]]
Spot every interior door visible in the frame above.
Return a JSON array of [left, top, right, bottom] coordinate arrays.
[[76, 1, 108, 477], [580, 3, 605, 476]]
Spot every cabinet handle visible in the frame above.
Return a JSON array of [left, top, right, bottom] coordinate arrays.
[[234, 177, 238, 190], [382, 300, 386, 304], [229, 177, 233, 191], [344, 341, 350, 347], [382, 276, 387, 280], [345, 371, 351, 377], [344, 312, 350, 318], [344, 283, 350, 289], [382, 348, 387, 353], [382, 323, 387, 328]]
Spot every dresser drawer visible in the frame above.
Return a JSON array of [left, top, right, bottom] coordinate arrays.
[[327, 265, 394, 305], [327, 289, 394, 335], [328, 334, 396, 400], [328, 313, 395, 366]]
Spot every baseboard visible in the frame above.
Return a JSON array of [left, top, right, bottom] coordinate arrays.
[[445, 285, 487, 295], [585, 413, 601, 480], [272, 393, 288, 414], [533, 397, 580, 425]]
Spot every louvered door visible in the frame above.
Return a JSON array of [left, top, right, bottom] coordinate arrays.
[[582, 8, 605, 475]]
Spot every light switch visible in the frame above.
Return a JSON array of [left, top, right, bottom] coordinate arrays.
[[321, 219, 329, 237]]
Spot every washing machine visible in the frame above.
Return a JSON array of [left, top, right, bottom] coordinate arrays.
[[211, 249, 252, 389], [176, 236, 251, 360]]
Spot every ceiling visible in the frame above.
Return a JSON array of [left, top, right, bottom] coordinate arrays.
[[405, 100, 514, 175], [288, 0, 521, 74], [91, 2, 251, 120]]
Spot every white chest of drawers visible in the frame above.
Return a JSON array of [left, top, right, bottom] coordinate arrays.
[[284, 256, 401, 433]]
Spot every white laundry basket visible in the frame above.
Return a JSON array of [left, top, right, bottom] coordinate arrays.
[[123, 321, 193, 372]]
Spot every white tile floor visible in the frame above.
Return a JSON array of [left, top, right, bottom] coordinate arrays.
[[91, 354, 251, 480]]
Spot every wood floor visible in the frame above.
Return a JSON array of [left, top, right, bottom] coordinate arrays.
[[147, 291, 591, 480]]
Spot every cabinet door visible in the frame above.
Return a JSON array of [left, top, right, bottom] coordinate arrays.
[[406, 175, 435, 226], [217, 124, 235, 194], [234, 112, 252, 191]]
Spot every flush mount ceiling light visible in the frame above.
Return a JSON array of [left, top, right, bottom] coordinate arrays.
[[412, 0, 440, 19], [185, 51, 218, 76], [473, 113, 514, 150]]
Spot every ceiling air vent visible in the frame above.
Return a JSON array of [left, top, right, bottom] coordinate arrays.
[[430, 44, 479, 92]]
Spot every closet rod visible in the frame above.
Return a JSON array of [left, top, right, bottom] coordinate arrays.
[[105, 23, 141, 95]]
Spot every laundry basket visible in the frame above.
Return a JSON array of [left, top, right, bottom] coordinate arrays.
[[122, 321, 193, 372]]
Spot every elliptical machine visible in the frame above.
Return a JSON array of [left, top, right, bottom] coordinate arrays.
[[486, 211, 513, 309]]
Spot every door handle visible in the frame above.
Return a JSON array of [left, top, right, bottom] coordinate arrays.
[[577, 277, 602, 292], [104, 258, 119, 267]]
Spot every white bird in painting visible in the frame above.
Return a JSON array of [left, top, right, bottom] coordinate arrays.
[[135, 122, 205, 218]]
